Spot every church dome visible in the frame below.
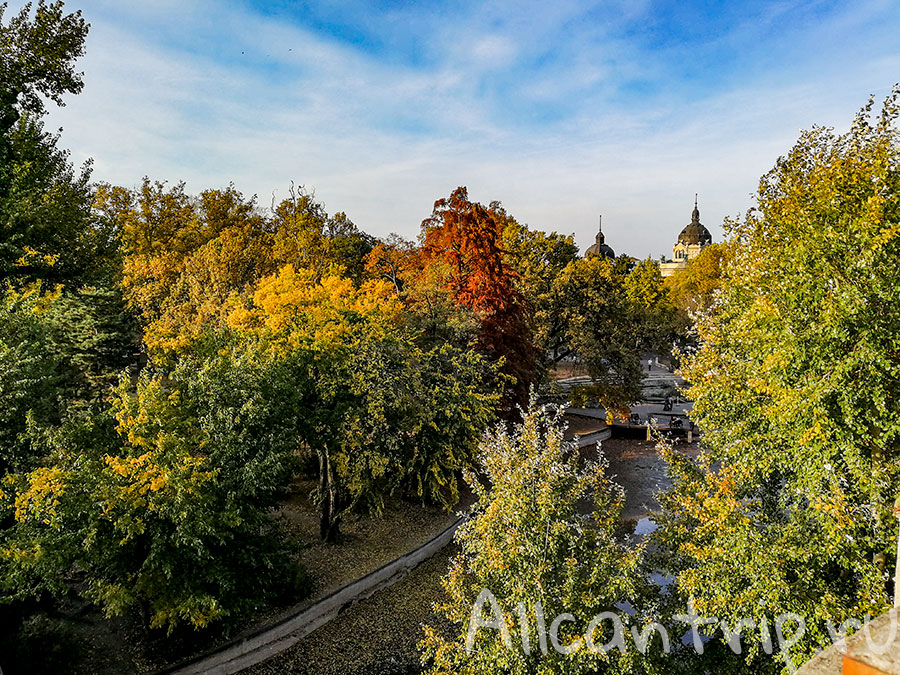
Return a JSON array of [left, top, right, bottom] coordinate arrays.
[[585, 217, 615, 258], [678, 199, 712, 246]]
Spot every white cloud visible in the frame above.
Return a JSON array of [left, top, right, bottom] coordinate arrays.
[[20, 0, 900, 259]]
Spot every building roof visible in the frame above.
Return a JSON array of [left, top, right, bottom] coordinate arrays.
[[678, 197, 713, 246], [585, 217, 615, 258]]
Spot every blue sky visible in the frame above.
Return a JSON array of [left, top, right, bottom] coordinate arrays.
[[22, 0, 900, 257]]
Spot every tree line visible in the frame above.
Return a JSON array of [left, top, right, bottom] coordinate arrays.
[[0, 2, 684, 664]]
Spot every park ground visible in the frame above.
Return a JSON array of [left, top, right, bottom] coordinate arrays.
[[244, 432, 700, 675]]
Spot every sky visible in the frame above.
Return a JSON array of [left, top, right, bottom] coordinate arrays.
[[18, 0, 900, 258]]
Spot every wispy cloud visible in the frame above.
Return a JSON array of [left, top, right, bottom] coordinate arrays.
[[17, 0, 900, 257]]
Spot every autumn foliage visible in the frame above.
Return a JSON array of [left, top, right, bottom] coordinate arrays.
[[421, 187, 536, 409]]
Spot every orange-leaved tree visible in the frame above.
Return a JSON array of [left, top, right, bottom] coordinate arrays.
[[421, 187, 535, 410]]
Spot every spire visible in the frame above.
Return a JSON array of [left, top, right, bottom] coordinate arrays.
[[596, 214, 605, 244], [691, 194, 700, 222]]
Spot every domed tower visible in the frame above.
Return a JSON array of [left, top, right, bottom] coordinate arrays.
[[660, 195, 713, 277], [677, 196, 712, 248], [585, 215, 615, 259]]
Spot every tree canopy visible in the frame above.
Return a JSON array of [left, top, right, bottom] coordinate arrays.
[[0, 1, 88, 131], [421, 403, 641, 675], [0, 2, 113, 287]]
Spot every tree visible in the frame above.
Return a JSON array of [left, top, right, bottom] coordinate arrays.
[[393, 343, 499, 508], [365, 235, 482, 349], [498, 208, 580, 302], [0, 283, 135, 475], [0, 284, 64, 474], [0, 2, 105, 286], [365, 233, 417, 295], [106, 180, 379, 359], [1, 117, 110, 285], [623, 258, 681, 355], [1, 367, 306, 633], [656, 89, 900, 668], [499, 215, 579, 380], [546, 256, 646, 410], [0, 1, 88, 134], [229, 264, 498, 540], [269, 185, 373, 282], [323, 211, 375, 283], [99, 180, 271, 331], [422, 187, 536, 410], [420, 402, 642, 674], [102, 177, 501, 542], [663, 242, 730, 317]]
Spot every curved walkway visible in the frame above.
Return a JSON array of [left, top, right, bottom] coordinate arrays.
[[154, 516, 464, 675]]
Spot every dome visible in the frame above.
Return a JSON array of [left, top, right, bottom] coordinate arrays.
[[677, 199, 712, 246], [585, 218, 615, 258]]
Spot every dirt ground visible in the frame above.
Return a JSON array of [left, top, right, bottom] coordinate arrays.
[[548, 361, 590, 380], [244, 548, 455, 675], [274, 476, 474, 612]]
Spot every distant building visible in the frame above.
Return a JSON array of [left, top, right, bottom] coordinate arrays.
[[584, 216, 615, 259], [660, 196, 712, 277]]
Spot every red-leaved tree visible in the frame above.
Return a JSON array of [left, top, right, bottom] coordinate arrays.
[[421, 187, 535, 411]]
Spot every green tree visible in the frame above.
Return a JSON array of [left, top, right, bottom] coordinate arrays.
[[324, 211, 375, 283], [0, 284, 63, 474], [421, 403, 642, 674], [381, 342, 499, 510], [623, 258, 680, 354], [1, 111, 109, 286], [0, 369, 305, 633], [656, 89, 900, 668], [499, 215, 579, 379], [0, 1, 87, 134], [498, 209, 580, 302], [0, 2, 106, 286], [0, 283, 135, 475], [548, 256, 645, 410], [0, 326, 316, 631]]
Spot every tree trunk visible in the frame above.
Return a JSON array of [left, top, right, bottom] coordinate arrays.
[[318, 449, 341, 542]]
